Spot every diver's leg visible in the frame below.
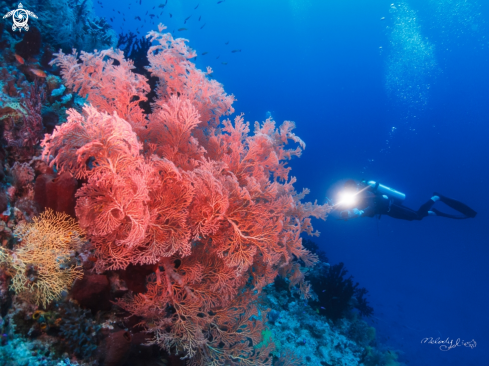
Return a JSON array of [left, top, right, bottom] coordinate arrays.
[[433, 192, 477, 218], [387, 204, 420, 221], [416, 196, 438, 218]]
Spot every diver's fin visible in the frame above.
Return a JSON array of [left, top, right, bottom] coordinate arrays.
[[431, 208, 467, 219], [433, 192, 477, 218]]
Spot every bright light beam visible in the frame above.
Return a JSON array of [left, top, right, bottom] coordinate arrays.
[[339, 191, 357, 206], [333, 184, 370, 209]]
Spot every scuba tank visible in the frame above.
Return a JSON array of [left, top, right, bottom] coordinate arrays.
[[365, 181, 406, 202]]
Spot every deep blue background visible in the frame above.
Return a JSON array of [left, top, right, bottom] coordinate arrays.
[[97, 0, 489, 365]]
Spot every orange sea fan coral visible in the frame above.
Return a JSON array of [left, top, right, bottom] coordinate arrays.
[[0, 208, 85, 308]]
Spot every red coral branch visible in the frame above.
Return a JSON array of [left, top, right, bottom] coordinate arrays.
[[42, 25, 332, 365], [50, 48, 149, 131], [146, 25, 235, 130]]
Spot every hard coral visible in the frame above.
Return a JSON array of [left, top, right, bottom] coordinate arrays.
[[58, 300, 101, 360], [11, 162, 35, 192], [309, 262, 373, 322], [19, 0, 117, 53], [2, 79, 46, 160]]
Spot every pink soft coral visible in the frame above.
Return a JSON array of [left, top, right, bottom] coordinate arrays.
[[49, 48, 150, 130], [146, 25, 235, 130], [43, 24, 331, 366], [144, 95, 205, 170]]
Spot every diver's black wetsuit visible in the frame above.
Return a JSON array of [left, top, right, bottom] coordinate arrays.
[[352, 190, 477, 221]]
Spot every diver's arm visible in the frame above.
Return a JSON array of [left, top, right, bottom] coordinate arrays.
[[361, 205, 376, 217], [340, 208, 365, 220], [360, 195, 389, 218], [339, 192, 382, 220]]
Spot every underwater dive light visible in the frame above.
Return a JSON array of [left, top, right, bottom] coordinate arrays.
[[334, 182, 371, 209], [338, 190, 357, 207]]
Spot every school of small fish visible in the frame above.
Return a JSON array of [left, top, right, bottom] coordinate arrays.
[[96, 0, 242, 67]]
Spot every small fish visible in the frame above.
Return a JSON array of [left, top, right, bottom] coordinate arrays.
[[200, 23, 206, 29], [380, 17, 385, 20], [231, 49, 241, 53], [320, 306, 325, 309], [225, 41, 229, 45], [217, 0, 225, 3], [135, 16, 141, 20], [216, 56, 220, 59], [145, 10, 148, 15], [178, 28, 188, 31], [110, 17, 113, 21], [30, 68, 46, 78], [158, 3, 165, 8], [199, 15, 201, 21], [139, 0, 141, 4], [322, 290, 326, 292], [202, 52, 208, 55], [195, 4, 199, 9], [153, 6, 155, 9], [184, 15, 192, 23], [14, 54, 25, 64], [170, 13, 173, 17], [221, 62, 227, 65]]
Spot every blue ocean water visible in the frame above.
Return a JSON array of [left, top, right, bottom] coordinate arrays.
[[93, 0, 489, 365], [0, 0, 485, 364]]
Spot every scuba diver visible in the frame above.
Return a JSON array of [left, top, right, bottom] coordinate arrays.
[[338, 180, 477, 221]]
